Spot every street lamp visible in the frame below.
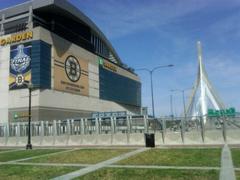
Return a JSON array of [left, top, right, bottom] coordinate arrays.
[[171, 87, 193, 118], [136, 64, 174, 117], [170, 93, 174, 119], [26, 81, 33, 150]]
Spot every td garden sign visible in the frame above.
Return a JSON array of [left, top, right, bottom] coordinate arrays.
[[0, 31, 33, 46]]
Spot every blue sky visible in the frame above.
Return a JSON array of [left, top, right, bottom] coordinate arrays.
[[1, 0, 240, 116]]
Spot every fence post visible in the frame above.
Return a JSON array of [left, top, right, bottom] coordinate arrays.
[[180, 118, 185, 143], [161, 119, 166, 144], [95, 118, 99, 134], [66, 119, 71, 136], [127, 116, 131, 134], [222, 117, 227, 142], [80, 118, 84, 135], [111, 117, 115, 134], [144, 115, 148, 133], [16, 122, 20, 145], [53, 120, 57, 145], [200, 116, 205, 143], [40, 121, 44, 145], [4, 123, 9, 145], [99, 118, 102, 134]]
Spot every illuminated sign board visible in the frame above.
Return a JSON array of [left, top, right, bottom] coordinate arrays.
[[98, 57, 117, 72], [92, 111, 127, 118], [208, 107, 236, 117], [0, 31, 33, 46]]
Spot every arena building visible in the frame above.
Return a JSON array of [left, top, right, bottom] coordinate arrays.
[[0, 0, 141, 123]]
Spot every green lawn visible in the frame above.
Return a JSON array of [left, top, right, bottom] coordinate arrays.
[[0, 149, 63, 162], [0, 149, 12, 152], [0, 164, 79, 180], [27, 149, 133, 164], [231, 148, 240, 167], [117, 148, 221, 167], [76, 168, 219, 180], [236, 170, 240, 180]]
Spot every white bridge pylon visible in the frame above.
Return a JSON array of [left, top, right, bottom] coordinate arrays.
[[186, 41, 225, 122]]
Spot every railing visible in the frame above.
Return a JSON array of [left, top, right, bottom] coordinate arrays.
[[0, 115, 150, 138], [0, 115, 240, 145]]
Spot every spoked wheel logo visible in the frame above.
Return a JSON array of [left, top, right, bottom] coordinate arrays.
[[65, 56, 81, 82]]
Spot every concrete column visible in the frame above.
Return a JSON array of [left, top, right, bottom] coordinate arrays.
[[80, 118, 84, 135]]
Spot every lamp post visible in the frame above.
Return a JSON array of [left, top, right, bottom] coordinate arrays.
[[26, 81, 33, 150], [170, 93, 174, 119], [136, 64, 174, 117], [171, 87, 192, 118]]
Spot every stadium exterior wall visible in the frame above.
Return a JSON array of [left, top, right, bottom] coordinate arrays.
[[1, 26, 141, 123]]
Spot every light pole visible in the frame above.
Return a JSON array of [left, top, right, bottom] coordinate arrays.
[[26, 81, 33, 150], [170, 93, 173, 119], [171, 87, 192, 118], [136, 64, 174, 117]]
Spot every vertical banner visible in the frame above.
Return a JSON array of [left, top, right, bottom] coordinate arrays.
[[9, 43, 32, 89]]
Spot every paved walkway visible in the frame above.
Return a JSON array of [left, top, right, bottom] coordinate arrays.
[[9, 161, 221, 170], [220, 144, 236, 180], [52, 148, 148, 180]]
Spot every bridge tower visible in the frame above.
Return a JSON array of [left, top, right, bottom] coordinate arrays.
[[186, 41, 225, 122]]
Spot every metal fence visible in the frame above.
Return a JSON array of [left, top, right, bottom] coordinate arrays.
[[0, 115, 240, 145]]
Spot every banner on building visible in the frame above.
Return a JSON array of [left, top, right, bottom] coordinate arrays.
[[9, 43, 32, 90], [54, 52, 89, 96]]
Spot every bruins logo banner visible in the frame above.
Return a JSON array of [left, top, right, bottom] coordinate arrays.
[[9, 43, 31, 89], [54, 53, 89, 96]]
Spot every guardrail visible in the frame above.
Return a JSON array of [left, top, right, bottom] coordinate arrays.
[[0, 115, 239, 146]]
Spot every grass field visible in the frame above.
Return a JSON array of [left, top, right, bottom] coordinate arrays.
[[0, 147, 226, 179], [236, 170, 240, 180], [26, 149, 133, 164], [117, 148, 221, 167], [231, 148, 240, 167], [0, 149, 11, 151], [0, 164, 79, 180], [76, 168, 219, 180], [0, 149, 63, 162]]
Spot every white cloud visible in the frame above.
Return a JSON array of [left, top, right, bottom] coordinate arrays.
[[72, 0, 226, 39]]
